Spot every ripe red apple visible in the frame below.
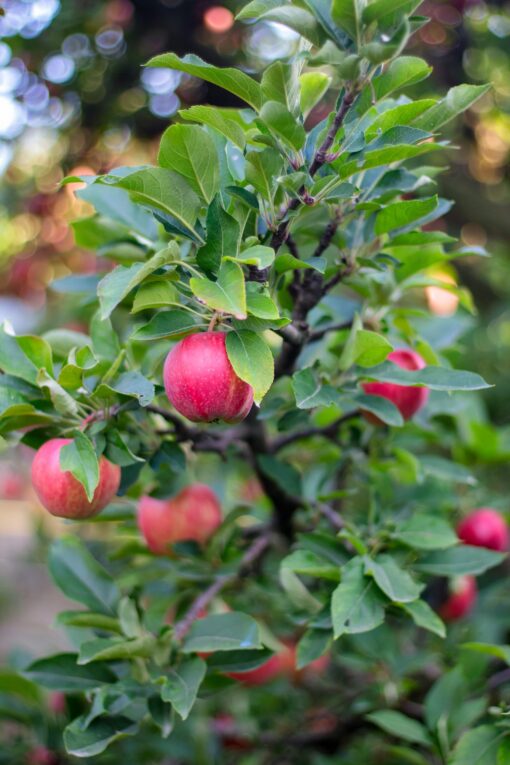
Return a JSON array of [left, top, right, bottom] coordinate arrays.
[[27, 747, 58, 765], [0, 469, 25, 500], [31, 438, 121, 519], [362, 348, 429, 422], [163, 332, 254, 424], [227, 642, 329, 685], [138, 484, 222, 554], [439, 575, 477, 621], [457, 508, 509, 552]]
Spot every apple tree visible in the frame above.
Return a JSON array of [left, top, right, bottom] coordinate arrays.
[[2, 1, 510, 763]]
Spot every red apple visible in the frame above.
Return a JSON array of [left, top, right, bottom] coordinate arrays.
[[31, 438, 121, 519], [362, 348, 429, 422], [227, 642, 329, 685], [439, 575, 477, 621], [163, 332, 254, 424], [48, 692, 66, 715], [27, 747, 58, 765], [138, 484, 222, 554], [0, 470, 25, 499], [457, 508, 509, 552], [213, 714, 252, 751]]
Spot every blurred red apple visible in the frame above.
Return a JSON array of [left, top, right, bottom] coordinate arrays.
[[227, 642, 329, 685], [440, 575, 477, 621], [27, 747, 58, 765], [138, 484, 222, 554], [362, 348, 429, 422], [163, 332, 253, 423], [457, 508, 508, 552], [31, 438, 120, 519]]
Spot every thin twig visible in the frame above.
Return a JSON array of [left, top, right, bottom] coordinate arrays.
[[314, 502, 345, 532], [309, 320, 353, 342], [173, 532, 272, 641], [270, 411, 360, 453], [313, 208, 342, 259]]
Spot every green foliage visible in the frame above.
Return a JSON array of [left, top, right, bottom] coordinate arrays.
[[0, 1, 505, 763]]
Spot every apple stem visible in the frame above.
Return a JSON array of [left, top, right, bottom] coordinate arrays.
[[208, 312, 220, 332]]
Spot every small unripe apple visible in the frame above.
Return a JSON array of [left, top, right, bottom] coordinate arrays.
[[362, 348, 429, 422], [138, 484, 222, 554], [31, 439, 120, 519], [457, 508, 509, 552], [439, 575, 477, 621], [163, 332, 254, 424]]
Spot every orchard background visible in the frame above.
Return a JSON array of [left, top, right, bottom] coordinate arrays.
[[1, 1, 510, 764]]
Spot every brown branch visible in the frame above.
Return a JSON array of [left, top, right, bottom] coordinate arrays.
[[173, 532, 272, 641], [313, 207, 342, 259], [309, 88, 358, 177], [314, 501, 345, 532], [270, 411, 360, 453]]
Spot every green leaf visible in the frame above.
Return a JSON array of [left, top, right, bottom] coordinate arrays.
[[60, 432, 100, 502], [98, 243, 180, 319], [225, 329, 274, 405], [36, 369, 80, 417], [425, 668, 466, 729], [158, 124, 220, 203], [78, 636, 155, 665], [331, 0, 364, 42], [182, 612, 262, 653], [498, 739, 510, 765], [77, 183, 158, 240], [461, 642, 510, 665], [111, 169, 203, 242], [292, 368, 341, 409], [24, 653, 116, 692], [96, 371, 155, 407], [353, 330, 393, 367], [245, 148, 284, 205], [362, 0, 422, 25], [296, 629, 332, 669], [259, 101, 306, 151], [197, 196, 240, 275], [400, 599, 446, 638], [365, 555, 422, 603], [16, 335, 53, 376], [190, 260, 247, 319], [300, 72, 332, 118], [0, 326, 40, 384], [301, 0, 351, 47], [246, 291, 280, 320], [357, 56, 432, 113], [362, 362, 491, 391], [181, 105, 247, 150], [413, 84, 491, 132], [132, 279, 178, 313], [132, 310, 203, 341], [64, 715, 138, 758], [90, 311, 120, 360], [420, 456, 477, 486], [160, 658, 206, 720], [261, 61, 301, 115], [331, 558, 386, 638], [367, 710, 431, 746], [238, 2, 323, 46], [375, 197, 438, 235], [450, 725, 504, 765], [415, 546, 506, 577], [365, 99, 437, 141], [236, 245, 275, 269], [282, 549, 340, 581], [394, 515, 458, 550], [355, 393, 403, 426], [49, 537, 120, 615], [146, 52, 262, 110]]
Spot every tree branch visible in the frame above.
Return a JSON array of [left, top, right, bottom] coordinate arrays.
[[173, 531, 272, 641], [312, 207, 342, 259]]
